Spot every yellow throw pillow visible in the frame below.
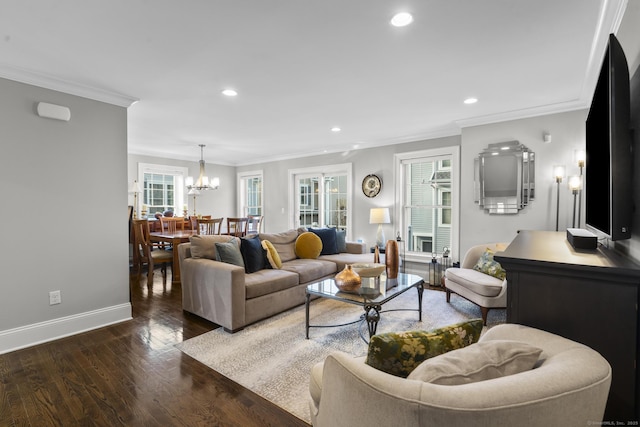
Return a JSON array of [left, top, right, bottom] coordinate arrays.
[[261, 239, 282, 269], [295, 232, 323, 259]]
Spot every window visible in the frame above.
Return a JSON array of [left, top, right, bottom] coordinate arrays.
[[289, 163, 352, 236], [145, 173, 175, 213], [138, 163, 188, 217], [395, 147, 459, 261], [238, 171, 263, 216]]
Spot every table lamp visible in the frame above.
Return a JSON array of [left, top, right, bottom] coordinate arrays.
[[369, 207, 390, 248]]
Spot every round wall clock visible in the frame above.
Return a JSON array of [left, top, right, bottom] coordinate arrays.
[[362, 174, 382, 198]]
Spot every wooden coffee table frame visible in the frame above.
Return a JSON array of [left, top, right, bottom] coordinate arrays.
[[305, 273, 424, 342]]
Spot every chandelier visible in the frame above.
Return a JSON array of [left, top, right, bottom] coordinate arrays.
[[186, 144, 220, 191]]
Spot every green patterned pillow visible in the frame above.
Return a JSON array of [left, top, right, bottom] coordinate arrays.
[[365, 319, 484, 378], [473, 248, 506, 280]]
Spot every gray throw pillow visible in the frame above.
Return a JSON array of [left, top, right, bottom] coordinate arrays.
[[407, 340, 542, 385], [335, 229, 347, 253], [215, 238, 245, 268]]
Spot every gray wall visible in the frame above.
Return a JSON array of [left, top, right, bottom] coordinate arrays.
[[0, 78, 131, 352], [460, 110, 588, 253], [236, 110, 590, 260], [236, 136, 460, 248]]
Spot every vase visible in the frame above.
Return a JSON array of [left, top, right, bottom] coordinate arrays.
[[385, 240, 399, 279], [335, 265, 361, 292]]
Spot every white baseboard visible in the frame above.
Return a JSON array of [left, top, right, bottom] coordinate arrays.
[[0, 303, 133, 355]]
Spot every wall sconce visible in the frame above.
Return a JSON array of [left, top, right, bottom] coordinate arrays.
[[568, 175, 582, 228], [553, 165, 565, 231]]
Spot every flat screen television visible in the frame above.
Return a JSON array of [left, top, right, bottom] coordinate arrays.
[[585, 33, 632, 241]]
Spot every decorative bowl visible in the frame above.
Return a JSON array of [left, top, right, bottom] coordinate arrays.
[[351, 263, 385, 278]]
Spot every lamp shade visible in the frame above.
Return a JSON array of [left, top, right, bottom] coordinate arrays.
[[553, 165, 565, 182], [369, 207, 390, 224], [575, 149, 586, 167], [128, 180, 141, 193], [568, 175, 582, 191]]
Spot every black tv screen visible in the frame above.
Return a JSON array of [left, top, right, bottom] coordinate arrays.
[[585, 33, 632, 241]]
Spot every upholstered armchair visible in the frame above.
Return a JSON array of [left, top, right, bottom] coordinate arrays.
[[309, 324, 612, 427], [444, 243, 508, 325]]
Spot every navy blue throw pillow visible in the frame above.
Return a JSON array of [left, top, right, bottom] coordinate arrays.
[[240, 235, 266, 273], [308, 228, 339, 255]]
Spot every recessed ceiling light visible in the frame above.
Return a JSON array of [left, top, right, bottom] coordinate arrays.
[[331, 127, 341, 132], [464, 97, 478, 104], [391, 12, 413, 27], [222, 89, 238, 97]]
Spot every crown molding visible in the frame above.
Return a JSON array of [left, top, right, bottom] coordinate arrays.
[[455, 99, 588, 129], [0, 63, 138, 108]]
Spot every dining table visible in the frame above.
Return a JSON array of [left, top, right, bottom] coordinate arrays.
[[149, 229, 198, 285]]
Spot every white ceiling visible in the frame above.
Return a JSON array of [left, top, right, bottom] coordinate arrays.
[[0, 0, 627, 166]]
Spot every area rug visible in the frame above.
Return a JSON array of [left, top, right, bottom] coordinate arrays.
[[176, 289, 505, 423]]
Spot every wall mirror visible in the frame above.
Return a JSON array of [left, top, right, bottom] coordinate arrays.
[[474, 140, 535, 214]]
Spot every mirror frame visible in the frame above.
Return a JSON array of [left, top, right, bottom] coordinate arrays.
[[474, 140, 535, 214]]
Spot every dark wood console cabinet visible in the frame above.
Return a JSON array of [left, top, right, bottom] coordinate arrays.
[[495, 230, 640, 421]]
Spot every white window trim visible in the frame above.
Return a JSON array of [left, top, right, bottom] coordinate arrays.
[[394, 146, 460, 262], [237, 169, 264, 217], [137, 162, 188, 217], [438, 188, 452, 228], [288, 163, 353, 238]]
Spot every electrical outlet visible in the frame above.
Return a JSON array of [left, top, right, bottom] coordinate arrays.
[[49, 290, 61, 305]]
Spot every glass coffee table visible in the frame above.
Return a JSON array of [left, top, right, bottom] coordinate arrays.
[[305, 273, 424, 342]]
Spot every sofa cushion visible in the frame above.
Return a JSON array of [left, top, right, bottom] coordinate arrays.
[[215, 238, 245, 268], [258, 229, 299, 262], [245, 269, 300, 299], [365, 319, 484, 377], [473, 248, 506, 280], [295, 232, 323, 259], [407, 340, 542, 385], [308, 228, 339, 255], [240, 235, 266, 273], [281, 258, 337, 283], [189, 234, 234, 259], [261, 240, 282, 269], [445, 267, 504, 297]]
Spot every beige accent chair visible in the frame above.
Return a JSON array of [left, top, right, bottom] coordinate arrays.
[[309, 324, 612, 427], [444, 243, 508, 325]]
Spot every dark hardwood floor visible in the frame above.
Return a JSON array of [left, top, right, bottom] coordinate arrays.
[[0, 268, 310, 427]]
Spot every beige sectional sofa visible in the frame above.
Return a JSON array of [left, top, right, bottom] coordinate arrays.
[[177, 228, 374, 332]]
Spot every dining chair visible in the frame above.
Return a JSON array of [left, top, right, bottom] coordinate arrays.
[[226, 217, 248, 237], [246, 215, 263, 235], [159, 216, 184, 233], [197, 217, 223, 235], [132, 219, 173, 287], [188, 215, 198, 230]]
